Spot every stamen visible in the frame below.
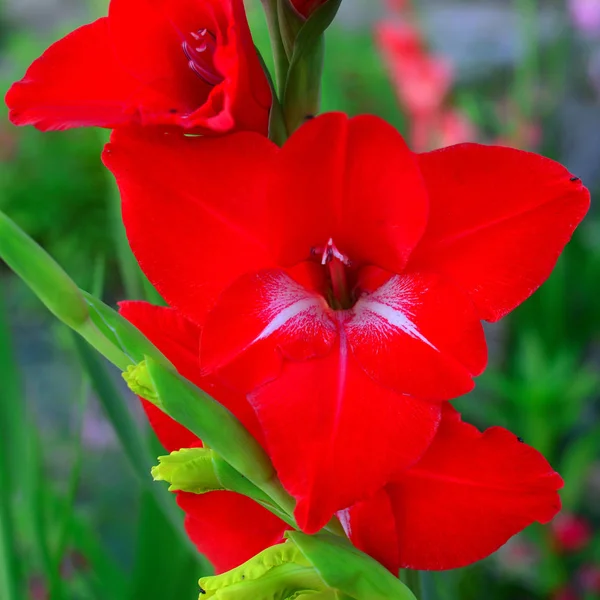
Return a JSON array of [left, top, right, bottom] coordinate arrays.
[[312, 238, 353, 309], [182, 29, 223, 87], [315, 238, 351, 267]]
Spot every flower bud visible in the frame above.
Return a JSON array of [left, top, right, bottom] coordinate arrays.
[[152, 448, 222, 494], [198, 541, 336, 599], [123, 362, 161, 408]]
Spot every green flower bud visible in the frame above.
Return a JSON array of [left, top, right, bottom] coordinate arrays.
[[123, 361, 161, 407], [152, 447, 222, 494], [198, 542, 348, 599]]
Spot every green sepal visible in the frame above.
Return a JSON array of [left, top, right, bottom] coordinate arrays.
[[211, 454, 272, 505], [82, 291, 172, 368], [287, 532, 417, 600], [199, 542, 340, 599], [255, 44, 289, 145], [144, 358, 277, 491], [277, 0, 306, 59], [152, 448, 222, 494], [282, 0, 343, 132]]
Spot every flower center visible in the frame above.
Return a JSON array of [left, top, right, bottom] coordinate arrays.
[[182, 29, 223, 86], [312, 238, 354, 310]]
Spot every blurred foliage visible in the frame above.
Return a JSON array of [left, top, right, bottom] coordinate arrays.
[[0, 34, 115, 292], [0, 1, 599, 599]]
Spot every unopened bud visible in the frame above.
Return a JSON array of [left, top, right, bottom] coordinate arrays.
[[198, 541, 335, 599], [152, 448, 222, 494], [123, 361, 160, 406]]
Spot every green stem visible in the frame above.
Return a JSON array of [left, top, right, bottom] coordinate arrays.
[[401, 569, 423, 598], [261, 0, 290, 96]]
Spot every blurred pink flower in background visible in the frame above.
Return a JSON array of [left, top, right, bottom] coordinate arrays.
[[579, 564, 600, 594], [550, 513, 592, 553], [568, 0, 600, 35], [375, 22, 453, 118], [552, 587, 579, 600], [375, 18, 475, 151]]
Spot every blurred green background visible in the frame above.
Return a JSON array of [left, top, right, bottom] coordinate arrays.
[[0, 0, 599, 598]]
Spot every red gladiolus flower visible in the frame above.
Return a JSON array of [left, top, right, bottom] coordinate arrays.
[[122, 304, 562, 572], [341, 405, 563, 571], [104, 113, 589, 534], [119, 301, 289, 573], [119, 302, 563, 571], [5, 0, 271, 134], [292, 0, 329, 17]]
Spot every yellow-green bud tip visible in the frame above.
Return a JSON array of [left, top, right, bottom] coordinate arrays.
[[198, 541, 333, 599], [122, 361, 160, 406], [152, 448, 222, 494]]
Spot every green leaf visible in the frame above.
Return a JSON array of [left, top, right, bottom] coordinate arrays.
[[72, 335, 196, 555], [128, 489, 209, 600], [0, 208, 88, 330], [81, 291, 172, 369], [0, 210, 131, 370]]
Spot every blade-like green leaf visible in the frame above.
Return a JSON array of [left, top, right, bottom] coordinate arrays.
[[72, 334, 196, 555]]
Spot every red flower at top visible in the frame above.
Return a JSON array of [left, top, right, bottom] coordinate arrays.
[[5, 0, 271, 134], [104, 113, 589, 534]]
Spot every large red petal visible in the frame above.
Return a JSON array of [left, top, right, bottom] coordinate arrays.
[[410, 144, 591, 322], [201, 268, 337, 390], [5, 19, 147, 131], [269, 114, 428, 273], [104, 130, 277, 326], [177, 491, 288, 573], [346, 406, 563, 571], [250, 335, 441, 534], [345, 272, 487, 401], [119, 301, 265, 450]]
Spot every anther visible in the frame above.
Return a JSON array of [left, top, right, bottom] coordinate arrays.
[[182, 29, 223, 86]]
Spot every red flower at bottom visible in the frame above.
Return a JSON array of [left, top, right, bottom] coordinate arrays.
[[342, 406, 563, 571], [121, 300, 563, 571]]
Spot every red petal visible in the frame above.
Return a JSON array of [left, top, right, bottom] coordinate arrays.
[[269, 114, 428, 273], [338, 488, 400, 574], [104, 130, 277, 326], [177, 491, 288, 573], [250, 335, 441, 534], [346, 406, 563, 571], [345, 272, 487, 401], [5, 19, 145, 131], [201, 268, 337, 388], [108, 0, 212, 112], [410, 144, 591, 322], [119, 301, 265, 450]]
